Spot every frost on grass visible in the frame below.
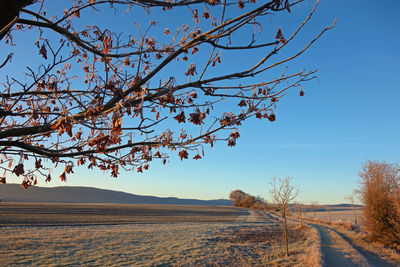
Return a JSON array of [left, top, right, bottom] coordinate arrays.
[[0, 209, 319, 266], [0, 222, 282, 266]]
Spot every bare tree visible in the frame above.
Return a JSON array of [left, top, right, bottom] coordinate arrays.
[[0, 0, 335, 186], [327, 206, 332, 224], [270, 176, 298, 257], [310, 201, 319, 220], [294, 202, 304, 227], [345, 191, 358, 225]]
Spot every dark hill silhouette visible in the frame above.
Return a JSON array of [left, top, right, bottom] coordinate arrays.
[[0, 184, 232, 206]]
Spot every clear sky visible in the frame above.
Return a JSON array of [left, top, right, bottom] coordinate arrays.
[[4, 0, 400, 204]]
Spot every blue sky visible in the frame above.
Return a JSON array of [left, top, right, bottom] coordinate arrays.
[[3, 0, 400, 204]]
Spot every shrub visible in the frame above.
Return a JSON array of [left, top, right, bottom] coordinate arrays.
[[229, 190, 266, 210], [242, 194, 256, 208], [229, 190, 247, 207], [358, 160, 400, 247]]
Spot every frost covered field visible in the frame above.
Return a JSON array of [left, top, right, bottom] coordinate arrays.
[[0, 203, 318, 266], [304, 207, 364, 225], [0, 222, 269, 266]]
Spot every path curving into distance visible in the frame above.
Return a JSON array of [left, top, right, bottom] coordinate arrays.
[[267, 212, 398, 267], [234, 209, 281, 224], [311, 224, 398, 267]]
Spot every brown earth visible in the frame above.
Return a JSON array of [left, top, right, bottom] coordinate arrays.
[[0, 202, 245, 226]]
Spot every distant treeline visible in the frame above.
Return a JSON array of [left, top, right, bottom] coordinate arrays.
[[229, 190, 269, 210]]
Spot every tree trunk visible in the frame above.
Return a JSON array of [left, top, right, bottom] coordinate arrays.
[[0, 0, 34, 40], [283, 213, 288, 257]]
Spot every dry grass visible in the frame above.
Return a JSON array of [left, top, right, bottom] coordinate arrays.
[[0, 204, 324, 266], [298, 226, 322, 267], [0, 223, 240, 266], [0, 221, 307, 266], [262, 212, 323, 267], [260, 224, 322, 267]]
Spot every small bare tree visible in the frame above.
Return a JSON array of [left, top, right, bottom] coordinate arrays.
[[270, 176, 299, 257], [294, 202, 304, 227], [345, 191, 358, 225], [327, 206, 332, 224], [310, 201, 319, 220]]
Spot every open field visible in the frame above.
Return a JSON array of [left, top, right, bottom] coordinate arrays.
[[1, 222, 264, 266], [0, 221, 312, 266], [0, 203, 320, 266], [0, 203, 243, 225], [303, 207, 364, 225]]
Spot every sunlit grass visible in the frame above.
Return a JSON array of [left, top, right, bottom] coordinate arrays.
[[0, 204, 326, 266]]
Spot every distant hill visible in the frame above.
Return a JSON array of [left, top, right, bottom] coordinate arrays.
[[0, 184, 232, 206], [331, 203, 363, 208]]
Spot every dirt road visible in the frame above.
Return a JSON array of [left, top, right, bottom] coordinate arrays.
[[235, 209, 280, 223], [312, 224, 398, 267]]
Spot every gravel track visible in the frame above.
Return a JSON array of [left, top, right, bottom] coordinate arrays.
[[311, 224, 398, 267]]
